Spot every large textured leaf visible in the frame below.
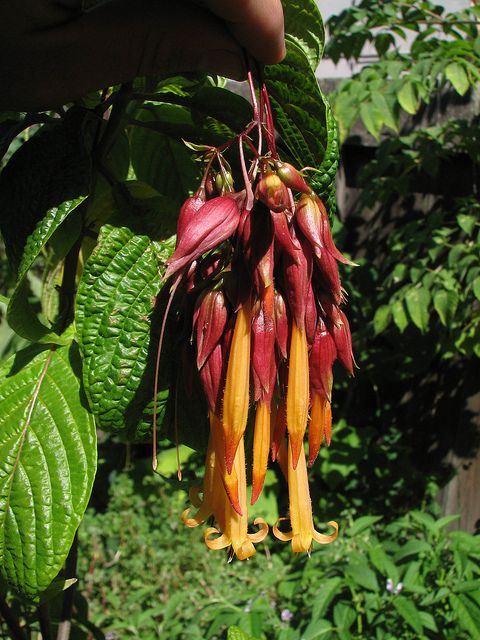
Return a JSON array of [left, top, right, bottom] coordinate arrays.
[[76, 188, 209, 447], [282, 0, 325, 71], [0, 107, 94, 268], [0, 344, 97, 598], [76, 222, 172, 440], [7, 198, 86, 342], [265, 41, 339, 214]]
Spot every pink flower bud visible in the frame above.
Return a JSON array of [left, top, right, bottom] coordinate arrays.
[[295, 194, 323, 260], [176, 189, 206, 241], [274, 161, 311, 194], [199, 342, 224, 414], [309, 320, 337, 402], [315, 196, 356, 266], [329, 308, 354, 375], [271, 210, 301, 263], [256, 173, 290, 213], [282, 230, 312, 331], [251, 294, 276, 402], [165, 196, 241, 279], [305, 285, 317, 347], [195, 290, 228, 370]]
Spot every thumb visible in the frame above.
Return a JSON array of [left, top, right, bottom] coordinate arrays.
[[1, 0, 246, 111]]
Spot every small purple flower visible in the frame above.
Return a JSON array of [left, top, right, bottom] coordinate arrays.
[[281, 608, 294, 623], [386, 578, 403, 594]]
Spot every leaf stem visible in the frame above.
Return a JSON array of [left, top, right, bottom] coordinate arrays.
[[0, 595, 27, 640], [38, 602, 52, 640], [56, 535, 78, 640]]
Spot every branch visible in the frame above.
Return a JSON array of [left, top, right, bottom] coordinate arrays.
[[0, 594, 27, 640]]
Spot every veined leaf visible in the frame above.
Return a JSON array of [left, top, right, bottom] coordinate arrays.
[[392, 597, 424, 635], [445, 62, 470, 96], [76, 222, 173, 440], [7, 198, 87, 342], [282, 0, 325, 71], [397, 82, 419, 115], [405, 287, 431, 333], [265, 41, 339, 214], [392, 299, 409, 333], [433, 289, 458, 327], [0, 344, 96, 598]]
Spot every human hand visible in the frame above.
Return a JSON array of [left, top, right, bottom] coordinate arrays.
[[0, 0, 285, 111]]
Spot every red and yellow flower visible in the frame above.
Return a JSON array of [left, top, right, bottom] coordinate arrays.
[[155, 74, 354, 559]]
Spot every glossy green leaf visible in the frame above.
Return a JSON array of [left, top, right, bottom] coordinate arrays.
[[392, 597, 424, 635], [397, 82, 419, 115], [7, 197, 86, 342], [433, 289, 458, 327], [445, 62, 470, 96], [0, 344, 96, 598], [457, 213, 476, 236], [76, 221, 173, 440], [346, 515, 382, 537], [391, 299, 409, 333], [282, 0, 325, 71], [405, 287, 431, 333], [373, 305, 391, 335], [265, 41, 339, 213]]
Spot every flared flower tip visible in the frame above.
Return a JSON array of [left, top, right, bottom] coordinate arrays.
[[204, 517, 269, 560]]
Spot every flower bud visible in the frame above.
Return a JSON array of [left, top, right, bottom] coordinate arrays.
[[274, 291, 289, 360], [256, 173, 290, 213], [195, 290, 228, 370], [166, 196, 240, 279], [271, 210, 301, 263], [176, 189, 206, 241], [274, 160, 311, 194]]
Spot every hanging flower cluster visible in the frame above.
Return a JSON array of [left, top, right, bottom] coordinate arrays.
[[154, 73, 354, 560]]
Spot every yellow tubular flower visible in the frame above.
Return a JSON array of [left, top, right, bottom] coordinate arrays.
[[251, 401, 271, 505], [308, 393, 332, 466], [204, 437, 269, 560], [222, 300, 252, 473], [181, 434, 221, 528], [273, 439, 338, 552], [209, 412, 242, 515], [286, 322, 310, 470]]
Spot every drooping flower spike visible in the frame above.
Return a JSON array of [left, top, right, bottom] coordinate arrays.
[[154, 70, 354, 560]]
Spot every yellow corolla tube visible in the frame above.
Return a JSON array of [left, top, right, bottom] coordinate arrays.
[[222, 300, 252, 473], [273, 439, 338, 552], [204, 437, 269, 560], [286, 322, 310, 470]]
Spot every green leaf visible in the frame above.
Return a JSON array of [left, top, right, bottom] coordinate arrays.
[[373, 305, 391, 335], [265, 41, 339, 213], [457, 213, 477, 236], [445, 62, 470, 96], [302, 618, 334, 640], [345, 560, 379, 592], [394, 539, 432, 562], [449, 594, 480, 639], [311, 577, 343, 620], [397, 82, 419, 115], [473, 277, 480, 301], [346, 515, 382, 537], [433, 289, 458, 327], [391, 299, 409, 333], [76, 221, 172, 440], [369, 545, 399, 584], [333, 602, 356, 632], [0, 344, 96, 598], [392, 597, 424, 635], [227, 626, 256, 640], [129, 107, 200, 203], [405, 287, 431, 333], [7, 198, 86, 342], [0, 107, 93, 268], [282, 0, 325, 71]]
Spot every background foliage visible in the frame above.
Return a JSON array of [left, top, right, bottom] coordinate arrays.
[[0, 0, 479, 638]]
